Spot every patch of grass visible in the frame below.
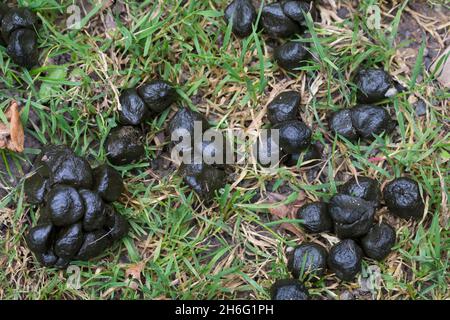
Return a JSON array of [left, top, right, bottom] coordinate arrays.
[[0, 0, 448, 300]]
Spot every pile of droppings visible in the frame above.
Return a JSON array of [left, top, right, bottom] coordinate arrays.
[[329, 68, 397, 141], [260, 1, 316, 71], [168, 107, 227, 201], [0, 5, 39, 69], [224, 0, 316, 72], [105, 79, 178, 165], [116, 77, 227, 201], [24, 145, 128, 268], [259, 90, 320, 168], [270, 175, 424, 300]]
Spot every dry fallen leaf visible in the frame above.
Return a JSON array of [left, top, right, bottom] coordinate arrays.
[[125, 261, 145, 280], [266, 191, 306, 238], [0, 101, 24, 153], [124, 261, 145, 291]]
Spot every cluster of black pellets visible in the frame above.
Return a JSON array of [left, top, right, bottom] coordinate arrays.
[[24, 145, 128, 269], [0, 5, 39, 69], [110, 79, 226, 201], [261, 90, 320, 167], [104, 80, 178, 166], [329, 68, 396, 141], [224, 0, 316, 71], [271, 176, 425, 300], [168, 108, 227, 201]]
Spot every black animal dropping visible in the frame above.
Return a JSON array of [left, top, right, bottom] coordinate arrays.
[[287, 243, 328, 278], [327, 239, 363, 281], [105, 126, 145, 166], [328, 194, 375, 239], [383, 177, 424, 219], [267, 91, 301, 125], [137, 80, 178, 113], [296, 201, 332, 233], [270, 279, 309, 300], [179, 163, 226, 201], [224, 0, 257, 38], [340, 176, 381, 208], [361, 222, 396, 261], [355, 68, 394, 103], [274, 41, 309, 72]]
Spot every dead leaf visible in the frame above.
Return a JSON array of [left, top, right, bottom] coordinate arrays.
[[124, 261, 145, 291], [125, 261, 145, 281], [0, 101, 24, 153], [266, 191, 306, 237]]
